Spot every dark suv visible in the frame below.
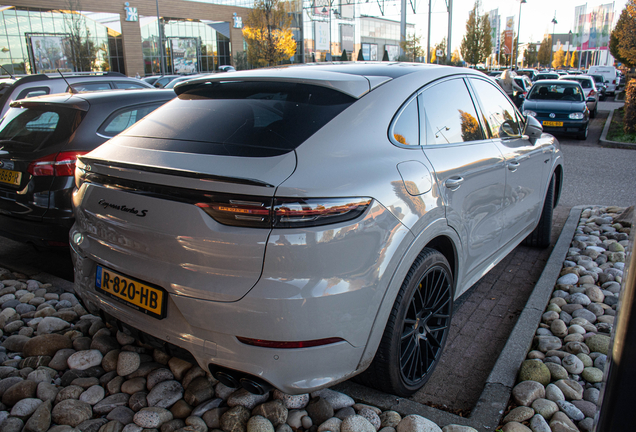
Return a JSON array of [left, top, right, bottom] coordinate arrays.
[[0, 88, 175, 247]]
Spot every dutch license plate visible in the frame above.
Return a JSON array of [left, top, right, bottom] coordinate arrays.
[[542, 121, 563, 127], [0, 168, 21, 186], [96, 266, 166, 319]]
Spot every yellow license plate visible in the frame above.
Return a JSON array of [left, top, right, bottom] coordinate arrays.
[[0, 168, 21, 186], [96, 266, 166, 319], [542, 121, 563, 127]]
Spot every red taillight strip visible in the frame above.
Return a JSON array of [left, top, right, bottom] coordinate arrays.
[[29, 151, 88, 177], [236, 336, 345, 349]]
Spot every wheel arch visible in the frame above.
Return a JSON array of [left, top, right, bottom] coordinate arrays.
[[553, 163, 564, 208], [355, 220, 461, 373]]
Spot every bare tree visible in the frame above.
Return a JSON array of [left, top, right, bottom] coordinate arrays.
[[63, 0, 99, 72]]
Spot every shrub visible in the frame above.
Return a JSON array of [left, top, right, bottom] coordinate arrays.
[[624, 78, 636, 134]]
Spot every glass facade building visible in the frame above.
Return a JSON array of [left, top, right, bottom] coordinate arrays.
[[140, 18, 231, 75], [0, 6, 123, 75]]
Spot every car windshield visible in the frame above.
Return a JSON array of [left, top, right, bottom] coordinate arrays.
[[122, 81, 356, 153], [527, 84, 584, 102], [0, 106, 84, 151]]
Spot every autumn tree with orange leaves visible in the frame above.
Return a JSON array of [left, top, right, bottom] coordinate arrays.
[[242, 0, 297, 67]]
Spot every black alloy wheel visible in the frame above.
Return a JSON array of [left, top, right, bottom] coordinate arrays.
[[358, 248, 453, 396]]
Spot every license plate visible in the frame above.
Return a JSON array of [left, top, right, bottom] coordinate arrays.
[[96, 266, 166, 319], [542, 121, 563, 127], [0, 168, 21, 186]]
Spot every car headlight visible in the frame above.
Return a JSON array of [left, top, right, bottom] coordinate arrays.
[[524, 110, 537, 117], [569, 112, 585, 120]]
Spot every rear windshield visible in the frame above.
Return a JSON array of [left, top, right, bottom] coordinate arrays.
[[527, 84, 584, 102], [568, 78, 592, 88], [0, 106, 84, 151], [122, 81, 356, 153]]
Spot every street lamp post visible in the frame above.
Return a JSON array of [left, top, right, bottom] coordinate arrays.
[[567, 30, 572, 68], [513, 0, 526, 69], [322, 4, 332, 61], [550, 13, 557, 69], [155, 0, 165, 75]]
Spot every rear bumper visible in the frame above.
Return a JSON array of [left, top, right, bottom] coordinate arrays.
[[70, 241, 366, 394], [0, 213, 72, 247]]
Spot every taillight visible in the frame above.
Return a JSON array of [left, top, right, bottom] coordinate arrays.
[[196, 197, 372, 228], [28, 152, 88, 177], [589, 90, 596, 97], [612, 79, 616, 84]]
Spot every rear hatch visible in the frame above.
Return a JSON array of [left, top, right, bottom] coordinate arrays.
[[0, 99, 87, 217], [75, 78, 360, 302]]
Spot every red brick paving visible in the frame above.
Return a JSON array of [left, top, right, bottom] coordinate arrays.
[[410, 205, 571, 412]]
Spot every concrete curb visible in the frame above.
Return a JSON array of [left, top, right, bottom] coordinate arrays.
[[336, 206, 585, 431], [599, 108, 636, 149]]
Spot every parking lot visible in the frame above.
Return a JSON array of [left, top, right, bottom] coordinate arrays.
[[0, 94, 634, 419]]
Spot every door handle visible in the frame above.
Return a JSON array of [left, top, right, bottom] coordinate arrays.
[[507, 161, 520, 171], [445, 177, 464, 190]]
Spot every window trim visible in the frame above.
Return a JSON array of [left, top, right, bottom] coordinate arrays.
[[16, 86, 51, 100], [389, 75, 489, 148]]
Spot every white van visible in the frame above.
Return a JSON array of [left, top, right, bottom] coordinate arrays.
[[587, 66, 618, 95]]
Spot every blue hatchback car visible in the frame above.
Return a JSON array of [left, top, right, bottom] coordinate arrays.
[[522, 80, 590, 140]]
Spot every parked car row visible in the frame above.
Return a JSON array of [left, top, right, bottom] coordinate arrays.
[[1, 63, 564, 398], [59, 63, 564, 397], [0, 88, 177, 247]]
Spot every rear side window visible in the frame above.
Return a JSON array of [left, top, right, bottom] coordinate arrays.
[[16, 86, 50, 100], [98, 102, 167, 137], [71, 82, 113, 92], [0, 106, 84, 151], [391, 98, 419, 146], [121, 81, 356, 153], [114, 82, 148, 89]]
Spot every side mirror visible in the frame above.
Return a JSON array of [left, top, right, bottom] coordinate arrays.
[[587, 96, 596, 102], [523, 115, 543, 144]]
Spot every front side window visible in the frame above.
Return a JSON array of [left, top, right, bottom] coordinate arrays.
[[419, 78, 483, 145], [470, 78, 523, 139]]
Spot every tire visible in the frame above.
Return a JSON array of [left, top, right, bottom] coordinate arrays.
[[357, 248, 453, 396], [523, 173, 554, 248], [577, 125, 588, 140], [590, 106, 597, 118]]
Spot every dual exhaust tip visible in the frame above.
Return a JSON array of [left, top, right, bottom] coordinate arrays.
[[210, 365, 273, 395]]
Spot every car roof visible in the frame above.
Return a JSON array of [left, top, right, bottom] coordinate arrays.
[[174, 62, 484, 99], [10, 88, 175, 110]]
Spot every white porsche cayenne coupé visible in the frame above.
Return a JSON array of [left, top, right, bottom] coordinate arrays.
[[70, 63, 563, 397]]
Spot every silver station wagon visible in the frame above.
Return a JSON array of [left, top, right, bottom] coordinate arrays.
[[70, 63, 563, 397]]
